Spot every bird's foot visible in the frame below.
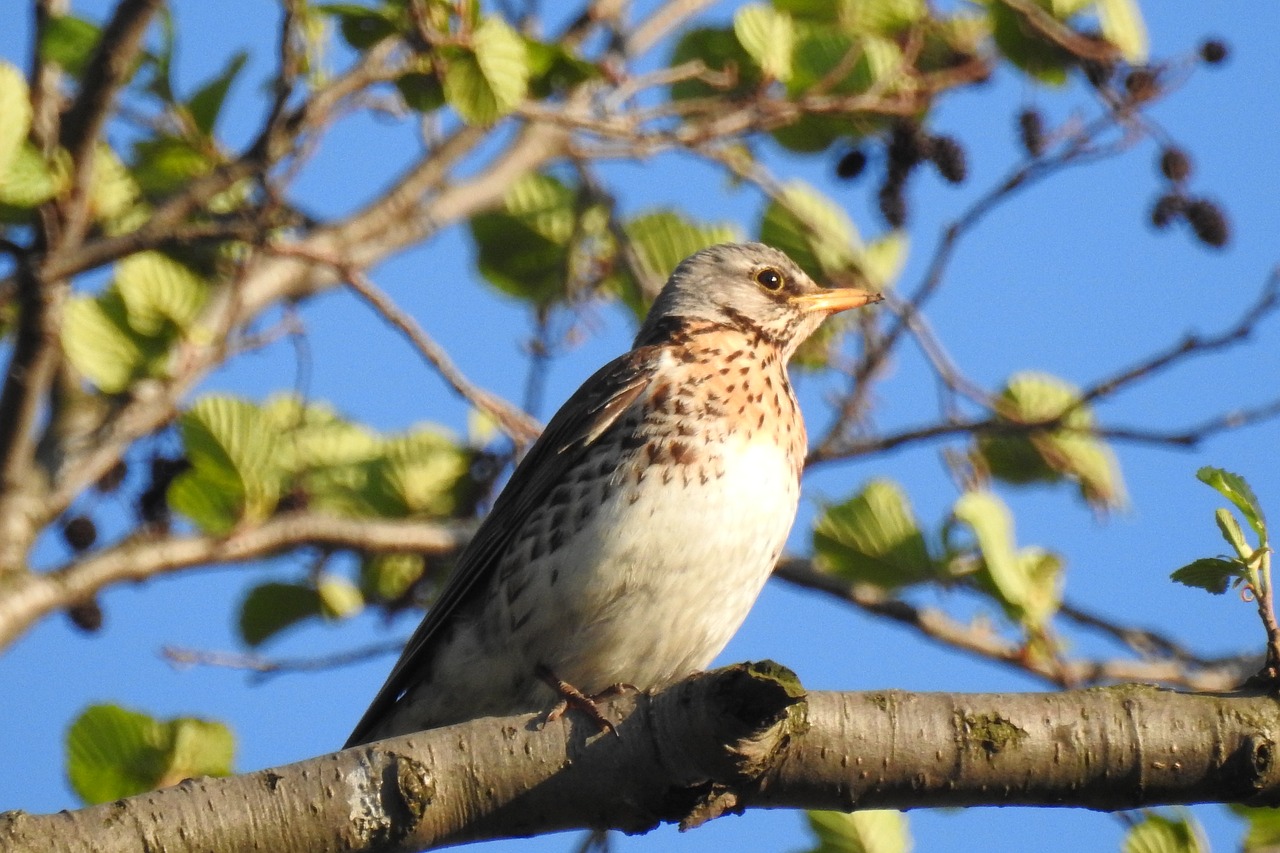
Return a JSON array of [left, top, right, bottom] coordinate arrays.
[[535, 665, 627, 736]]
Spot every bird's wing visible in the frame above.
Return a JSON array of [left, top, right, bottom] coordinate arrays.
[[344, 348, 655, 747]]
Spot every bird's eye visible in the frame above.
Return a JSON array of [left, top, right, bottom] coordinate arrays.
[[755, 268, 784, 292]]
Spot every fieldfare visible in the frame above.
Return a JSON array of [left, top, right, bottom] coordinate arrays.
[[346, 242, 880, 746]]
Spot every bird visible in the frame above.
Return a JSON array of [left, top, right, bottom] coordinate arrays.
[[345, 242, 881, 747]]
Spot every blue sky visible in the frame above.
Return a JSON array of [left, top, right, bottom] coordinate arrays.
[[2, 2, 1278, 851]]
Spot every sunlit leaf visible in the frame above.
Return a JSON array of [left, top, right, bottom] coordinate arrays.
[[187, 50, 248, 135], [1197, 466, 1267, 546], [524, 38, 599, 98], [0, 63, 31, 183], [789, 31, 903, 96], [734, 4, 795, 82], [66, 704, 233, 806], [1096, 0, 1148, 62], [443, 17, 529, 124], [470, 173, 577, 304], [988, 2, 1072, 86], [1214, 507, 1253, 562], [861, 232, 908, 291], [669, 27, 760, 101], [845, 0, 928, 35], [318, 573, 364, 620], [62, 292, 152, 393], [805, 808, 912, 853], [364, 428, 472, 517], [238, 582, 323, 646], [361, 553, 426, 602], [954, 491, 1027, 610], [759, 180, 862, 281], [1017, 546, 1063, 629], [1170, 557, 1239, 595], [0, 145, 65, 220], [977, 372, 1125, 511], [89, 145, 141, 225], [132, 136, 214, 197], [318, 3, 401, 49], [621, 210, 740, 314], [114, 251, 208, 336], [1123, 812, 1204, 853], [39, 14, 101, 77], [170, 396, 284, 531], [814, 479, 935, 589], [1232, 804, 1280, 852]]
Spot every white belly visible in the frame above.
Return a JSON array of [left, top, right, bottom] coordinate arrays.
[[527, 437, 798, 691]]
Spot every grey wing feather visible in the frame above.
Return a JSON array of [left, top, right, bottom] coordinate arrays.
[[344, 349, 654, 747]]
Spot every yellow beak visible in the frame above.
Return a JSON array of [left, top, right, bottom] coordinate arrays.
[[789, 287, 883, 315]]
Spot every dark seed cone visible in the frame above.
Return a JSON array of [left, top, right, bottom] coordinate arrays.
[[1017, 109, 1046, 157], [1150, 193, 1185, 229], [835, 148, 868, 181], [62, 515, 98, 552], [1199, 39, 1229, 65], [1159, 147, 1192, 183], [929, 135, 967, 184], [1184, 198, 1229, 247]]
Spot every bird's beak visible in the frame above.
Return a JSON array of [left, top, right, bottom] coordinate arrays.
[[789, 287, 883, 315]]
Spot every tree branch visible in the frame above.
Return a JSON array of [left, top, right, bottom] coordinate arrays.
[[772, 559, 1252, 691], [5, 667, 1279, 852], [55, 0, 164, 249], [0, 513, 473, 651], [266, 243, 541, 446]]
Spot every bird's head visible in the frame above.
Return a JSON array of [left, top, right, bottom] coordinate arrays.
[[634, 242, 882, 361]]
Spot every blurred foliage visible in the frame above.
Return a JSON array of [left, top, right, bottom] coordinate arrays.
[[66, 704, 233, 806]]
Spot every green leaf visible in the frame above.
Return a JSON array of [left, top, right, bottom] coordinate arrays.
[[1215, 507, 1253, 562], [1017, 546, 1063, 629], [238, 582, 324, 646], [988, 2, 1073, 86], [524, 38, 599, 98], [789, 31, 903, 96], [187, 50, 248, 135], [0, 145, 65, 220], [0, 63, 31, 184], [1123, 812, 1204, 853], [132, 135, 214, 197], [759, 180, 862, 281], [1170, 557, 1240, 595], [361, 553, 426, 602], [62, 291, 158, 393], [620, 210, 741, 315], [1232, 805, 1280, 852], [318, 574, 364, 620], [953, 491, 1038, 619], [814, 479, 934, 589], [317, 3, 401, 49], [396, 71, 446, 112], [443, 17, 529, 124], [363, 427, 472, 517], [40, 14, 101, 77], [734, 4, 795, 82], [89, 145, 141, 225], [861, 232, 908, 291], [1096, 0, 1148, 62], [1197, 466, 1267, 546], [845, 0, 928, 35], [66, 704, 233, 805], [114, 251, 208, 336], [977, 372, 1125, 511], [470, 173, 578, 304], [170, 396, 283, 531], [805, 809, 911, 853], [669, 27, 761, 101]]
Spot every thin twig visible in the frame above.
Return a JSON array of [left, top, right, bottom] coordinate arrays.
[[773, 559, 1253, 691], [266, 243, 542, 446], [162, 639, 407, 682]]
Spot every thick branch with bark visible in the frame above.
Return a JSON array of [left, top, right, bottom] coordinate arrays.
[[5, 665, 1279, 852]]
